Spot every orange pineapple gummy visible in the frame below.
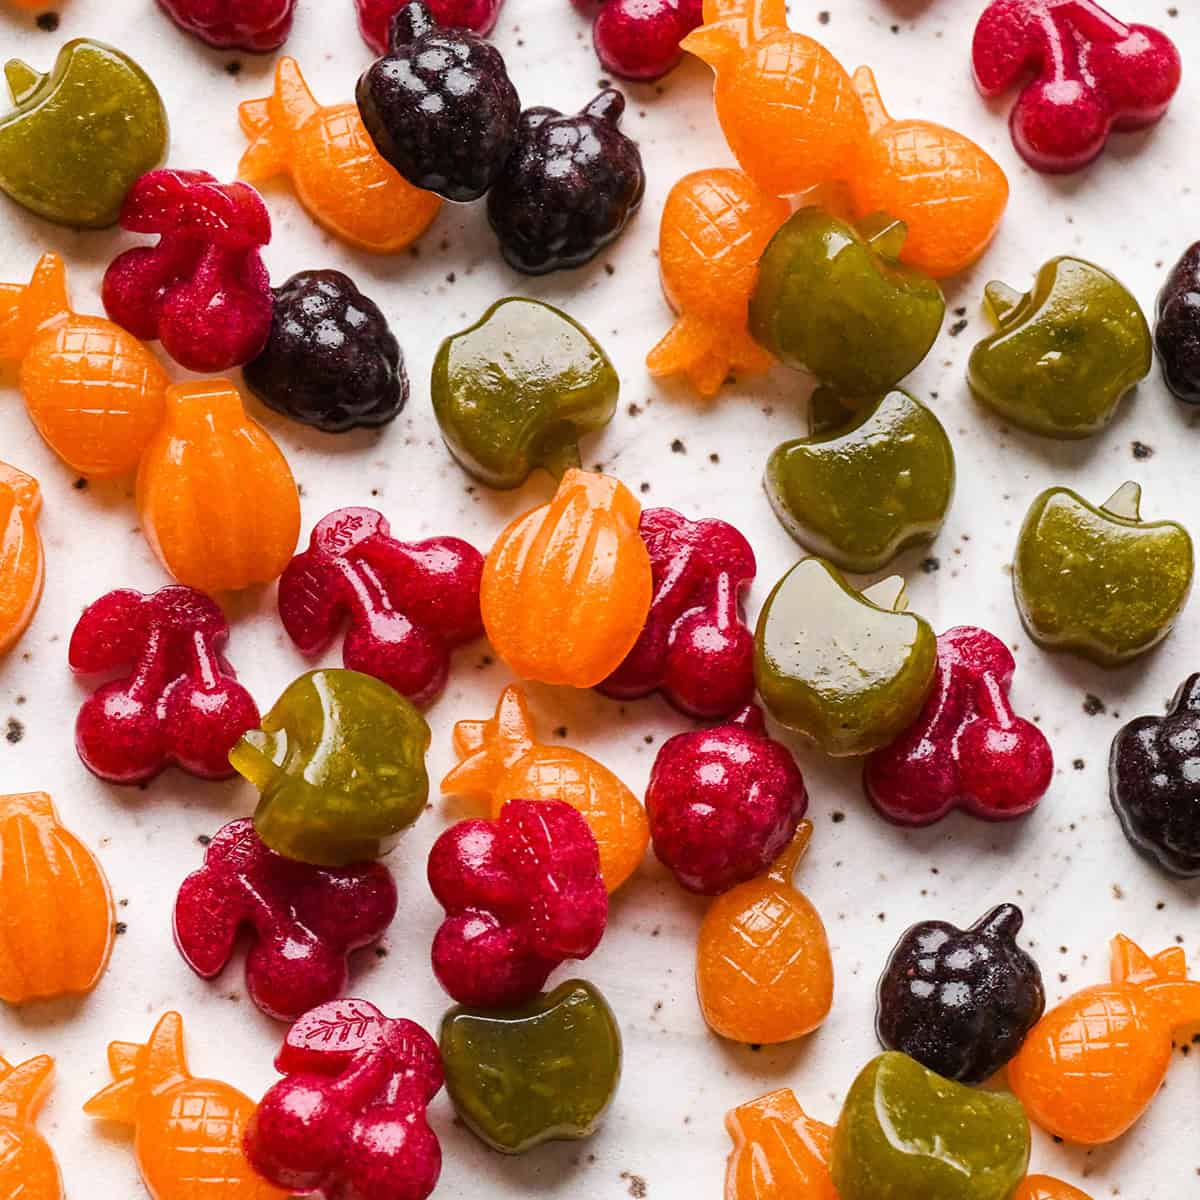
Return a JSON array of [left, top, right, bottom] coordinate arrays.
[[442, 683, 649, 891], [0, 252, 167, 477], [238, 57, 441, 254], [0, 462, 43, 656], [0, 1054, 61, 1200], [84, 1012, 287, 1200], [0, 792, 114, 1005], [696, 822, 833, 1044], [1008, 935, 1200, 1144], [725, 1088, 836, 1200], [1013, 1178, 1093, 1200], [136, 379, 301, 593], [646, 168, 789, 399]]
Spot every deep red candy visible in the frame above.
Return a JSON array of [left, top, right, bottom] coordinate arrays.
[[865, 626, 1054, 826], [278, 507, 484, 708], [356, 0, 504, 52], [645, 704, 808, 896], [102, 169, 272, 373], [157, 0, 296, 51], [972, 0, 1181, 173], [592, 0, 702, 82], [428, 799, 608, 1008], [69, 585, 260, 785], [173, 819, 397, 1022]]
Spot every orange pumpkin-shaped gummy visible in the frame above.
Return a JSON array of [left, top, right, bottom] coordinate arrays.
[[481, 469, 652, 688], [1013, 1178, 1093, 1200], [0, 792, 114, 1005], [0, 462, 44, 656], [0, 253, 167, 477], [239, 57, 441, 253], [646, 168, 789, 399], [1008, 935, 1200, 1144], [136, 379, 300, 593], [0, 1055, 62, 1200], [442, 683, 649, 891], [696, 822, 833, 1043], [725, 1088, 836, 1200]]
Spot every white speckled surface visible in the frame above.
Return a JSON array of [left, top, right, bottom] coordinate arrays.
[[1, 1, 1198, 1197]]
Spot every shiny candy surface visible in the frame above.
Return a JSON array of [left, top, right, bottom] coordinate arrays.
[[1154, 240, 1200, 403], [157, 0, 296, 50], [593, 0, 702, 82], [0, 1055, 61, 1200], [356, 0, 505, 52], [1014, 1179, 1093, 1200], [724, 1089, 836, 1200], [0, 462, 43, 657]]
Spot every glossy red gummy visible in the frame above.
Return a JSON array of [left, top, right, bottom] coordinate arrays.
[[645, 704, 808, 895], [102, 169, 272, 373], [69, 585, 260, 785], [865, 626, 1054, 826], [972, 0, 1182, 173], [599, 507, 755, 719], [245, 997, 443, 1200], [356, 0, 503, 52], [592, 0, 702, 82], [428, 799, 608, 1008], [157, 0, 297, 51], [278, 507, 484, 708], [173, 818, 397, 1022]]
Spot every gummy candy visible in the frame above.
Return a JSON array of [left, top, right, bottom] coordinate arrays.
[[0, 792, 114, 1005], [442, 684, 648, 892], [1013, 481, 1193, 666], [765, 390, 955, 574], [239, 57, 442, 253], [277, 508, 483, 707], [724, 1089, 836, 1200], [174, 818, 398, 1021], [0, 1055, 61, 1200], [592, 0, 703, 82], [69, 585, 260, 785], [481, 469, 652, 688], [357, 0, 505, 52], [832, 1052, 1030, 1200], [440, 979, 622, 1154], [102, 169, 273, 374], [1111, 676, 1200, 877], [1154, 241, 1200, 403], [645, 168, 788, 398], [233, 669, 431, 867], [487, 90, 645, 274], [136, 379, 301, 594], [432, 298, 619, 489], [876, 904, 1045, 1084], [428, 799, 607, 1007], [682, 0, 865, 198], [0, 463, 43, 657], [245, 999, 443, 1200], [0, 252, 167, 478], [750, 210, 945, 398], [84, 1012, 286, 1200], [755, 561, 936, 757], [1008, 935, 1200, 1143], [1014, 1179, 1093, 1200], [245, 270, 408, 432], [696, 823, 832, 1043], [357, 1, 519, 203], [972, 0, 1182, 173], [0, 39, 167, 227], [968, 256, 1151, 438], [157, 0, 296, 50], [645, 705, 806, 895], [865, 626, 1053, 826]]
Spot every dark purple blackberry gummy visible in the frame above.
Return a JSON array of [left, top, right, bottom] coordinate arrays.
[[487, 89, 645, 275], [876, 904, 1044, 1084], [1110, 674, 1200, 877], [1155, 242, 1200, 403], [355, 0, 519, 203], [243, 270, 408, 434]]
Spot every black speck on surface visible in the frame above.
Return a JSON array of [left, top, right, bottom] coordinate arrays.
[[1083, 694, 1106, 716], [36, 11, 60, 30], [670, 438, 686, 454], [627, 402, 642, 418], [197, 834, 212, 846], [643, 734, 654, 744], [639, 481, 650, 493], [920, 556, 940, 573], [554, 725, 568, 738], [1132, 440, 1154, 459], [114, 922, 127, 935], [375, 946, 389, 959], [73, 477, 88, 490], [5, 719, 23, 744], [748, 1043, 762, 1052], [605, 264, 615, 276], [948, 319, 969, 337], [817, 9, 829, 22], [831, 811, 845, 823], [620, 1173, 647, 1199], [224, 60, 242, 76], [1073, 758, 1085, 770]]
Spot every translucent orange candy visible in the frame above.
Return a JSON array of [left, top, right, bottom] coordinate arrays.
[[442, 683, 649, 891], [239, 57, 441, 253], [0, 462, 43, 656], [646, 168, 789, 399], [85, 1011, 286, 1200], [0, 252, 167, 477], [1014, 1178, 1093, 1200], [136, 379, 300, 593], [0, 1054, 61, 1200], [725, 1089, 836, 1200], [696, 821, 833, 1044], [481, 468, 652, 688], [1008, 935, 1200, 1144]]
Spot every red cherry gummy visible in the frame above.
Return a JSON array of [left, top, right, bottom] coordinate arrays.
[[972, 0, 1182, 173], [69, 585, 260, 785], [157, 0, 297, 51], [356, 0, 504, 52], [592, 0, 703, 82], [278, 508, 484, 708], [246, 997, 443, 1200], [102, 169, 272, 373], [645, 704, 808, 895], [599, 506, 755, 719], [174, 818, 397, 1021], [428, 798, 608, 1008], [865, 626, 1054, 826]]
